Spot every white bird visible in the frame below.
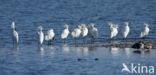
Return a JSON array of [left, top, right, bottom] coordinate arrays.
[[109, 23, 118, 39], [11, 21, 19, 45], [71, 25, 81, 44], [80, 24, 88, 37], [140, 23, 150, 38], [61, 24, 70, 43], [45, 28, 55, 43], [88, 23, 98, 42], [37, 26, 44, 46], [123, 22, 130, 39]]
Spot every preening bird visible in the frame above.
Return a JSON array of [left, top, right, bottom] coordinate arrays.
[[71, 25, 82, 44], [123, 22, 130, 39], [140, 23, 150, 38], [45, 28, 55, 43], [37, 26, 44, 46], [11, 21, 19, 45], [61, 24, 70, 43]]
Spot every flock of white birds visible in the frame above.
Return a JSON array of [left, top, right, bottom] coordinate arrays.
[[11, 21, 150, 46]]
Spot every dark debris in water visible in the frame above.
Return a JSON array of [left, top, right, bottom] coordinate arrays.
[[94, 58, 99, 61]]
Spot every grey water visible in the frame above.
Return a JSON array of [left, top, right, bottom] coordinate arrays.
[[0, 0, 156, 75]]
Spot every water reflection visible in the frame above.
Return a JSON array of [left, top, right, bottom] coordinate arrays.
[[82, 47, 89, 56], [123, 48, 131, 56], [10, 46, 20, 63], [109, 47, 119, 56], [12, 45, 19, 51], [48, 45, 55, 50], [37, 45, 45, 56], [62, 44, 70, 54], [75, 47, 89, 56], [47, 45, 55, 57], [133, 49, 150, 54], [11, 45, 19, 57], [87, 46, 97, 51]]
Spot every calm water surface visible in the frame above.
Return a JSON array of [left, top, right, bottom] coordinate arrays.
[[0, 0, 156, 75]]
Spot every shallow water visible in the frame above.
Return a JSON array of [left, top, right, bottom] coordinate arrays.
[[0, 0, 156, 75], [0, 45, 156, 75]]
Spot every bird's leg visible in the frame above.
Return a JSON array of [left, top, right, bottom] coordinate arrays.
[[63, 39, 66, 44], [49, 40, 52, 45], [74, 38, 76, 45], [111, 37, 115, 46], [93, 38, 95, 43], [111, 39, 113, 46], [52, 37, 55, 44], [124, 38, 127, 47], [141, 37, 145, 42], [12, 37, 14, 47], [91, 37, 93, 44], [83, 37, 86, 45], [109, 38, 111, 46]]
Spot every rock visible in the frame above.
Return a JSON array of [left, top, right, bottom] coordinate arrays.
[[144, 43, 152, 49], [132, 41, 144, 49]]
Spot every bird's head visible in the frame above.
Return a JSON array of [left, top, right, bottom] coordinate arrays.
[[78, 25, 82, 29], [144, 23, 149, 27], [124, 22, 129, 26], [108, 22, 114, 28], [64, 24, 69, 29], [11, 21, 16, 29], [81, 24, 86, 28], [38, 26, 43, 31], [90, 23, 95, 27], [50, 29, 54, 32], [114, 24, 118, 29]]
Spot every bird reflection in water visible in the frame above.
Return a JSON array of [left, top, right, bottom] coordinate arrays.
[[75, 47, 89, 56], [37, 45, 44, 56], [109, 47, 119, 56], [124, 48, 131, 56], [133, 49, 150, 54], [62, 44, 70, 54], [10, 45, 20, 62], [47, 45, 56, 57], [11, 46, 19, 56]]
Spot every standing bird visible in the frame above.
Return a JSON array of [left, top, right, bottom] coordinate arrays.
[[88, 23, 98, 42], [61, 24, 70, 43], [45, 28, 55, 44], [123, 22, 130, 39], [81, 24, 88, 37], [140, 23, 150, 38], [71, 25, 82, 44], [80, 24, 88, 43], [109, 23, 118, 39], [37, 26, 44, 46], [11, 21, 19, 46]]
